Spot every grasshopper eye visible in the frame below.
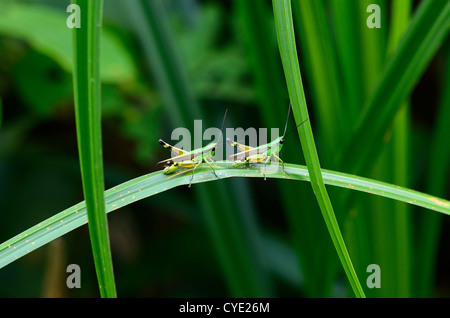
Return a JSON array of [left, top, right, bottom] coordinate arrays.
[[280, 138, 284, 144]]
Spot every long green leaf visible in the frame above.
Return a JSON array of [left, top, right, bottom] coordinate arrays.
[[71, 0, 116, 297], [233, 0, 325, 297], [272, 0, 365, 298], [1, 162, 449, 270]]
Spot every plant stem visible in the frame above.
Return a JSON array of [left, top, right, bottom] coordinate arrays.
[[272, 0, 365, 298], [71, 0, 116, 297]]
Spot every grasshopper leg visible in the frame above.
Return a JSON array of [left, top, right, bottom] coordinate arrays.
[[273, 154, 289, 176], [188, 161, 202, 188], [231, 158, 249, 168], [204, 157, 219, 179], [262, 156, 271, 181]]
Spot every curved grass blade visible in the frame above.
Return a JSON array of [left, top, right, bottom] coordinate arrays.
[[233, 0, 326, 297], [1, 162, 449, 271], [272, 0, 365, 297], [71, 0, 116, 297]]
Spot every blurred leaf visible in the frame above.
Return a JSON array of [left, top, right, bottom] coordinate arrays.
[[122, 0, 272, 297], [336, 0, 450, 175], [0, 2, 136, 84], [12, 50, 72, 117], [122, 105, 163, 164], [174, 4, 254, 102]]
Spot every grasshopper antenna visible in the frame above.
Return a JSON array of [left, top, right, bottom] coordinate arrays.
[[284, 118, 309, 139], [282, 103, 309, 139], [282, 103, 292, 138], [216, 108, 228, 147]]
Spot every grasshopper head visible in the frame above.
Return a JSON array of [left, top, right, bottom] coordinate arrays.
[[278, 137, 285, 153], [163, 161, 179, 174]]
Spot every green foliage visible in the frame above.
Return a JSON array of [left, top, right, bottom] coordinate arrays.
[[0, 0, 449, 298], [0, 2, 136, 83]]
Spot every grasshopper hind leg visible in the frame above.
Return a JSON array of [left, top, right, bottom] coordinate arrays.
[[262, 156, 272, 181], [273, 154, 289, 176], [188, 161, 202, 188], [231, 157, 250, 168], [204, 157, 219, 179]]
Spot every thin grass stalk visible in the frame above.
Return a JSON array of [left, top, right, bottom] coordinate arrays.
[[292, 0, 351, 297], [356, 0, 395, 298], [272, 0, 365, 298], [233, 0, 326, 297], [328, 0, 364, 122], [71, 0, 116, 297], [386, 0, 412, 297]]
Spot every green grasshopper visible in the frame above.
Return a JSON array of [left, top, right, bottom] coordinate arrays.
[[158, 110, 228, 187], [226, 104, 307, 180]]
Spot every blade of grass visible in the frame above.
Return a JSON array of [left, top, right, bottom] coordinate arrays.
[[335, 0, 387, 297], [325, 0, 385, 297], [291, 0, 352, 296], [2, 162, 449, 270], [272, 0, 365, 297], [71, 0, 116, 297], [233, 0, 327, 297], [385, 0, 413, 298], [356, 0, 398, 298]]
